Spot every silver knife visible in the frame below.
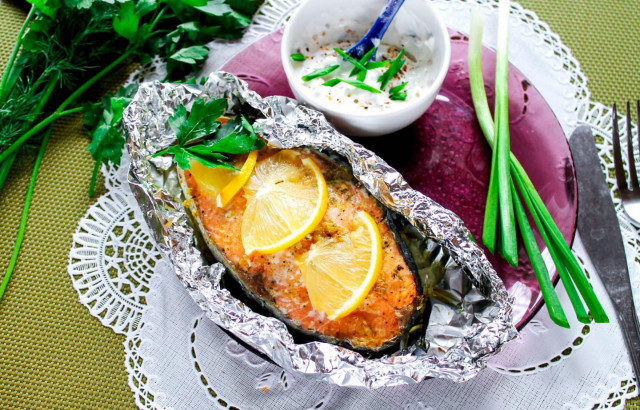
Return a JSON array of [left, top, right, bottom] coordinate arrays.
[[570, 124, 640, 381]]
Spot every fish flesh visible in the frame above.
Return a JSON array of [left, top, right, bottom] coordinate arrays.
[[179, 147, 422, 351]]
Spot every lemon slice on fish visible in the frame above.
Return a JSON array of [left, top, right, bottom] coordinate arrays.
[[216, 150, 258, 207], [188, 150, 258, 207], [241, 150, 328, 255], [298, 210, 383, 320]]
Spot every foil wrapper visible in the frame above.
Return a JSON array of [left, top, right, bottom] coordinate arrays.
[[124, 72, 517, 389]]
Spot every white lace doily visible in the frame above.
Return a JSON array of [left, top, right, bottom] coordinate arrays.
[[68, 0, 640, 408]]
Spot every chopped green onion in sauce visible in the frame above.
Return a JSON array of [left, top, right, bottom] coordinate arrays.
[[301, 64, 340, 81]]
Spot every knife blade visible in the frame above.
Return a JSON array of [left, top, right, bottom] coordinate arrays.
[[570, 124, 640, 381]]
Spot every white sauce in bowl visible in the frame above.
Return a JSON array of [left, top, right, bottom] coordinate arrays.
[[289, 20, 436, 114], [281, 0, 450, 136]]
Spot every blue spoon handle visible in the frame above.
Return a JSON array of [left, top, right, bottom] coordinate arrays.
[[345, 0, 406, 61]]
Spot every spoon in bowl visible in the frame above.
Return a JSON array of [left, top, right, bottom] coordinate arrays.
[[345, 0, 406, 61]]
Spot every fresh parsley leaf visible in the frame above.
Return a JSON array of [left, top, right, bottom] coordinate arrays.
[[168, 22, 200, 43], [290, 53, 305, 61], [169, 45, 209, 64], [158, 99, 264, 170], [301, 64, 339, 82], [169, 97, 226, 145], [181, 146, 235, 169], [84, 84, 139, 167], [136, 0, 158, 17], [196, 0, 233, 16], [184, 146, 229, 159], [225, 0, 261, 15], [189, 153, 235, 170], [82, 102, 103, 130], [217, 117, 240, 135], [163, 145, 192, 170], [26, 0, 61, 18], [179, 0, 208, 6], [196, 0, 251, 31], [86, 96, 129, 165], [204, 115, 265, 153], [20, 19, 51, 52], [115, 83, 140, 99], [113, 1, 140, 43], [64, 0, 94, 9]]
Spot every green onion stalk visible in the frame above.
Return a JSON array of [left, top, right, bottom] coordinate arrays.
[[468, 2, 608, 327], [0, 126, 52, 302]]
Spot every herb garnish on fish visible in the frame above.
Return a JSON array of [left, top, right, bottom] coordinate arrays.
[[154, 97, 265, 170]]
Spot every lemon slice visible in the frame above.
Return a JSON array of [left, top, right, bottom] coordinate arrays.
[[188, 151, 258, 207], [241, 150, 328, 255], [216, 150, 258, 207], [298, 211, 383, 320]]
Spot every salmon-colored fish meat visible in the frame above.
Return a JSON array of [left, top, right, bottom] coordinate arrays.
[[182, 148, 420, 351]]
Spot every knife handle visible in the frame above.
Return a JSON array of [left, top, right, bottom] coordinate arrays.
[[617, 308, 640, 380]]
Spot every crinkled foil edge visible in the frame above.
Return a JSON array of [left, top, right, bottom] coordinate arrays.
[[124, 72, 517, 389]]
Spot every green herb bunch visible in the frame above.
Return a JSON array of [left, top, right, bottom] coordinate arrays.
[[0, 0, 259, 302], [1, 0, 259, 181]]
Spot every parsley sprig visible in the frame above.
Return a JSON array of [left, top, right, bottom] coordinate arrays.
[[83, 83, 140, 195], [154, 97, 265, 170]]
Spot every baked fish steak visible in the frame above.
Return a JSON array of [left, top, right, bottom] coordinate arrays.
[[179, 147, 423, 351]]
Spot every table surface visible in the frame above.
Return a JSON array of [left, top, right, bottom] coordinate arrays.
[[0, 1, 639, 408]]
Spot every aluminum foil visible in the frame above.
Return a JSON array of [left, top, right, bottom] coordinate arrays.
[[124, 72, 518, 389]]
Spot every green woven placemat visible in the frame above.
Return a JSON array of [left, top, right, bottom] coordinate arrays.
[[0, 1, 638, 408], [518, 0, 640, 106]]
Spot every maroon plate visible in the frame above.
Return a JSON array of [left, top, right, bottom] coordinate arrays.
[[221, 29, 577, 330]]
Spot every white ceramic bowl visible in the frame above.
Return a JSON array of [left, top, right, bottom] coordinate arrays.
[[281, 0, 451, 137]]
